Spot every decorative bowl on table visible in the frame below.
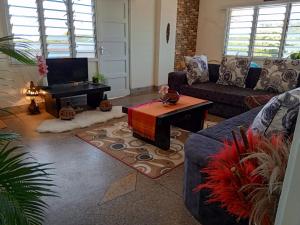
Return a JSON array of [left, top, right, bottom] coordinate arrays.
[[159, 86, 180, 105], [166, 89, 180, 104]]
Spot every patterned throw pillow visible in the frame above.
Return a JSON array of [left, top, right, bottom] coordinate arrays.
[[216, 56, 251, 88], [185, 55, 209, 86], [250, 87, 300, 137], [254, 59, 300, 93]]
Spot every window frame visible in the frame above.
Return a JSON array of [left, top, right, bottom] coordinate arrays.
[[224, 2, 297, 59], [4, 0, 98, 60]]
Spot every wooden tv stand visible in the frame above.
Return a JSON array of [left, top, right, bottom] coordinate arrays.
[[42, 83, 111, 118]]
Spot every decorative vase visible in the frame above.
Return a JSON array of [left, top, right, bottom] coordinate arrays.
[[99, 94, 112, 112], [166, 89, 180, 104], [160, 89, 180, 105], [59, 102, 76, 120]]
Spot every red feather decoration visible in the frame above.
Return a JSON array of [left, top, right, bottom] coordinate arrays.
[[194, 130, 265, 219]]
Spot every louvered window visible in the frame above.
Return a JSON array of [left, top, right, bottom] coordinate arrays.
[[225, 7, 254, 56], [225, 2, 300, 58], [43, 0, 71, 58], [7, 0, 42, 56], [284, 3, 300, 57], [72, 0, 96, 58], [253, 5, 287, 57], [5, 0, 97, 59]]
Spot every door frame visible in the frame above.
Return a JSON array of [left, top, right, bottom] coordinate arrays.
[[94, 0, 131, 98]]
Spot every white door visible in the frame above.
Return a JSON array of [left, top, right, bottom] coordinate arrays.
[[96, 0, 130, 98]]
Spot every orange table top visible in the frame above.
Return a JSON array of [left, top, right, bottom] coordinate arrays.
[[132, 95, 208, 117]]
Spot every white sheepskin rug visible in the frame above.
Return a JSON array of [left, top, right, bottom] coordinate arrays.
[[36, 106, 126, 133]]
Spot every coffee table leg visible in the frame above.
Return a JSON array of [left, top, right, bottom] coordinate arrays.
[[186, 108, 206, 132], [131, 120, 170, 150], [155, 120, 171, 150]]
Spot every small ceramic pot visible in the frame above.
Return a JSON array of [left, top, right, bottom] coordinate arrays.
[[160, 89, 180, 105], [100, 100, 112, 112], [59, 103, 76, 120], [166, 89, 180, 104], [28, 99, 40, 114]]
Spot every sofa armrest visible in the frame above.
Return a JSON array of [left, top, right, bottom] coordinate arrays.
[[168, 71, 188, 92]]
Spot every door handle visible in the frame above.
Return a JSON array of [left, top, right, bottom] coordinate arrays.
[[99, 46, 105, 55]]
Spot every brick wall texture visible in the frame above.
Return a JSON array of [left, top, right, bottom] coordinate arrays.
[[174, 0, 200, 71]]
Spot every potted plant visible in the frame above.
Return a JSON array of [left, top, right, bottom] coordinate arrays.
[[92, 72, 106, 84], [290, 52, 300, 60]]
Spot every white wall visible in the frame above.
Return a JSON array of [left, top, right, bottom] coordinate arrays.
[[130, 0, 178, 88], [154, 0, 177, 86], [196, 0, 263, 62], [130, 0, 156, 89]]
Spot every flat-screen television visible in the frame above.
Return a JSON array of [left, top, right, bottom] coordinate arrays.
[[46, 58, 88, 86]]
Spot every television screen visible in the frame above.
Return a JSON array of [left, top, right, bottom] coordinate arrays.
[[46, 58, 88, 86]]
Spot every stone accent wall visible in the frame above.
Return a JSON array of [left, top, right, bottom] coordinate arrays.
[[174, 0, 200, 71]]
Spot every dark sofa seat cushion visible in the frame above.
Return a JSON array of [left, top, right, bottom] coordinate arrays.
[[199, 106, 263, 143], [185, 134, 225, 167], [180, 82, 270, 108], [185, 106, 262, 167]]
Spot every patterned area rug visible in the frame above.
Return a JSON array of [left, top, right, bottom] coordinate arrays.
[[76, 118, 189, 179]]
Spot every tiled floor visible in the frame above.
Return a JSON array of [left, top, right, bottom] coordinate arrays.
[[1, 93, 222, 225]]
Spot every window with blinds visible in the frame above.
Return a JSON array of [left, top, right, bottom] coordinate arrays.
[[225, 7, 254, 56], [284, 3, 300, 57], [253, 5, 286, 57], [7, 0, 41, 56], [72, 0, 96, 58], [224, 2, 300, 58], [43, 0, 71, 58], [6, 0, 97, 59]]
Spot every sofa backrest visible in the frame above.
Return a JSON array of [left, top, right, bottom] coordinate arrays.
[[246, 67, 262, 89], [207, 64, 220, 83], [208, 64, 262, 89]]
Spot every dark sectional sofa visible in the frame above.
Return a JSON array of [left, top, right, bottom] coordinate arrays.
[[168, 63, 300, 225], [168, 64, 270, 118], [167, 65, 271, 225]]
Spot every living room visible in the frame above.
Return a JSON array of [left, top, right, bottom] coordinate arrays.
[[0, 0, 300, 225]]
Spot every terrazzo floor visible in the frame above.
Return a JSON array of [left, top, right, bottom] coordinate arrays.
[[1, 93, 223, 225]]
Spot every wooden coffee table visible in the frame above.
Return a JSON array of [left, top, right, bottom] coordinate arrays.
[[122, 99, 213, 150]]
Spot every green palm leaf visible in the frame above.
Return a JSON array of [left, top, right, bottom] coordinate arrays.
[[0, 133, 20, 144], [0, 142, 57, 225], [0, 36, 36, 65]]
